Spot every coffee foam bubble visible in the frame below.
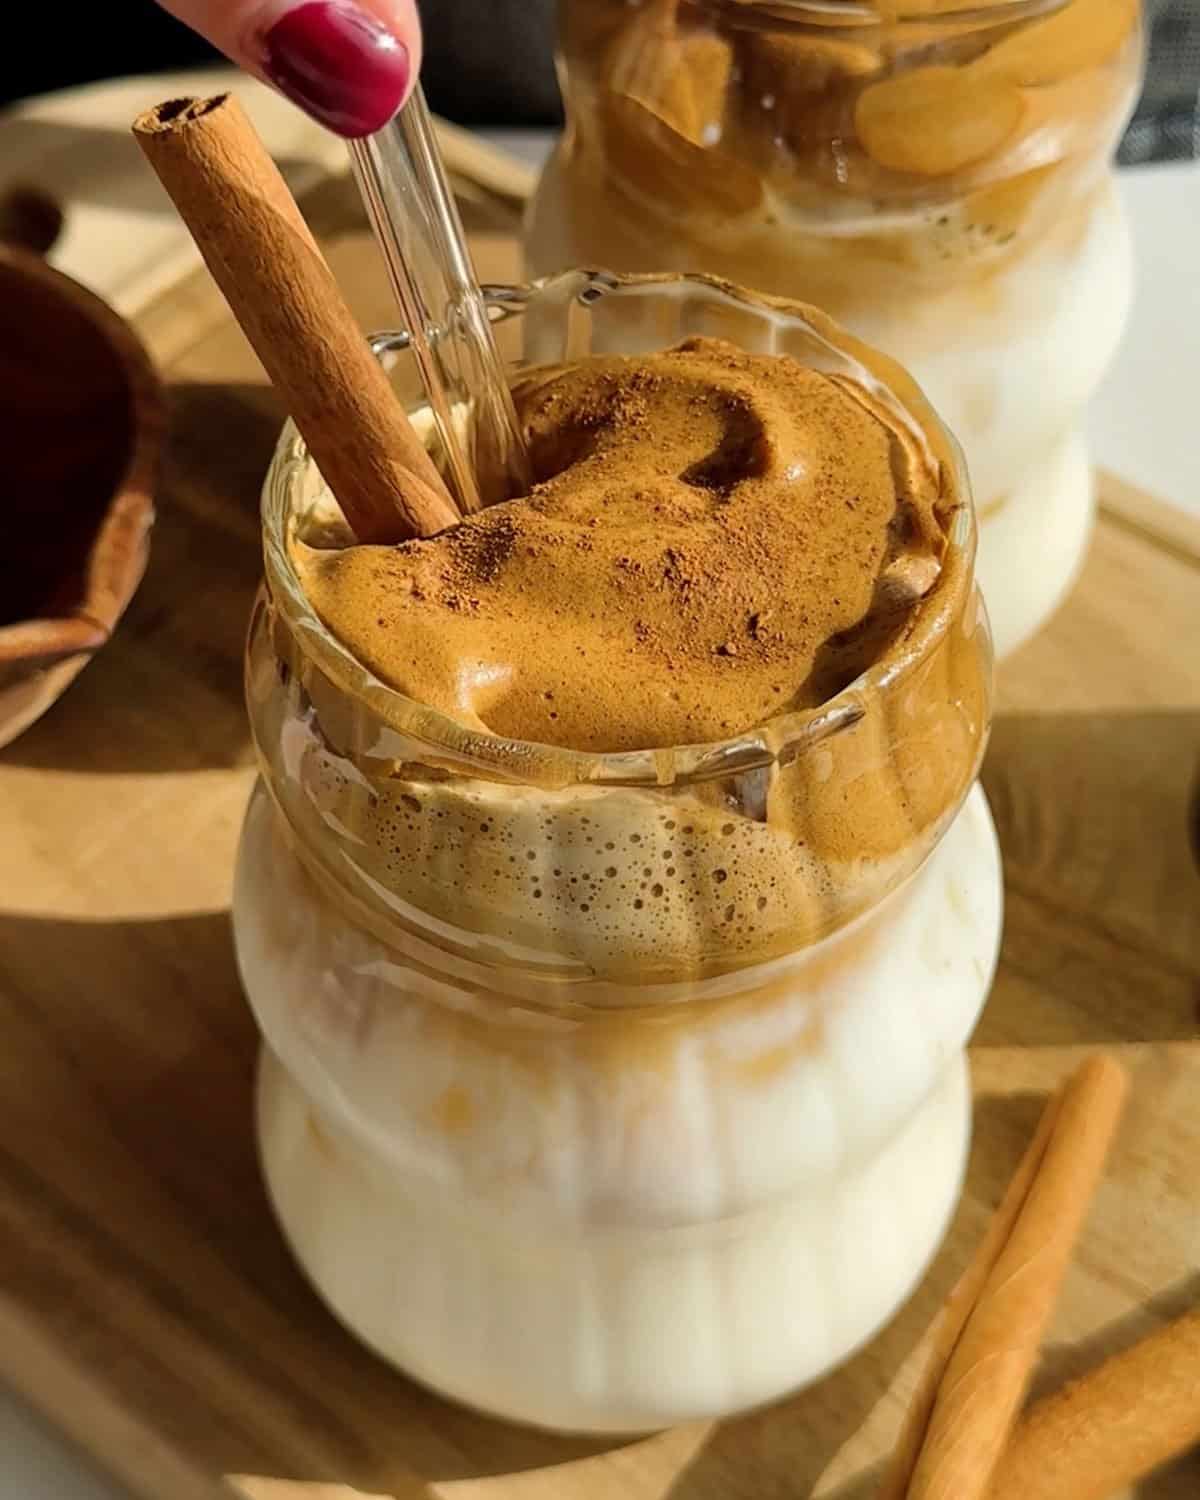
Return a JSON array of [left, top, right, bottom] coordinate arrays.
[[298, 757, 836, 978], [264, 600, 984, 982]]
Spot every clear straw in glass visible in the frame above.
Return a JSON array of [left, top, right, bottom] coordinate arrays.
[[347, 86, 532, 515]]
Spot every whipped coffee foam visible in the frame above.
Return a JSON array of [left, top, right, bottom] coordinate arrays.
[[294, 336, 951, 753]]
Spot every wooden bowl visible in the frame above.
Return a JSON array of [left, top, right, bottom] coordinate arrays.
[[0, 244, 164, 749]]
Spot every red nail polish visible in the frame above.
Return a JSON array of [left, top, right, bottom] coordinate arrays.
[[261, 1, 411, 139]]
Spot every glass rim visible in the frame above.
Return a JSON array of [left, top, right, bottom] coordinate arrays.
[[261, 267, 979, 791], [697, 0, 1065, 28]]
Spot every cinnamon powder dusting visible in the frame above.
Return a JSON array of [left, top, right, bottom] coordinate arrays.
[[294, 337, 952, 752]]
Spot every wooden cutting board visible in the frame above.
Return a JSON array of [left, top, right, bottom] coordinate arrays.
[[1, 161, 1199, 1500]]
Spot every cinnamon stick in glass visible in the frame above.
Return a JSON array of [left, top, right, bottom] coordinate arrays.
[[133, 94, 460, 545]]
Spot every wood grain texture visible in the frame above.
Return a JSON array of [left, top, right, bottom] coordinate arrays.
[[0, 219, 1198, 1500]]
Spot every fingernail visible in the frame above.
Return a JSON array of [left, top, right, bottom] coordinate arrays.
[[260, 1, 411, 138]]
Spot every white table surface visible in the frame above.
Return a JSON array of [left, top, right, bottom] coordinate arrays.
[[0, 132, 1197, 1500]]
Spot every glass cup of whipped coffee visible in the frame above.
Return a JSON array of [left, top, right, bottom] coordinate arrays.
[[525, 0, 1145, 658], [233, 271, 1003, 1434]]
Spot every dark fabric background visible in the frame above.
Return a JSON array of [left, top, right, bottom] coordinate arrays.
[[417, 0, 560, 124], [0, 0, 563, 124], [1121, 0, 1200, 161], [0, 0, 1195, 157]]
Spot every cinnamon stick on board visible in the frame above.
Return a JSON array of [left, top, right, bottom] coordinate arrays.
[[881, 1054, 1129, 1500], [875, 1087, 1065, 1500], [992, 1304, 1200, 1500], [133, 94, 460, 545]]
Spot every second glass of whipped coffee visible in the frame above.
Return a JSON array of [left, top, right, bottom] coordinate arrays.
[[526, 0, 1145, 658], [233, 272, 1003, 1434]]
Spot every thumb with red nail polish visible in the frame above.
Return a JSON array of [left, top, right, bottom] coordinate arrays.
[[153, 0, 422, 137]]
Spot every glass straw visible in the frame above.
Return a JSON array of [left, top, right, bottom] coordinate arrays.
[[347, 86, 532, 515]]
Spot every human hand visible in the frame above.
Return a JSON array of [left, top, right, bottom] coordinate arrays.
[[153, 0, 422, 136]]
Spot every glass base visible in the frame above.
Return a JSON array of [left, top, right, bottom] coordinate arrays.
[[256, 1045, 972, 1434]]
